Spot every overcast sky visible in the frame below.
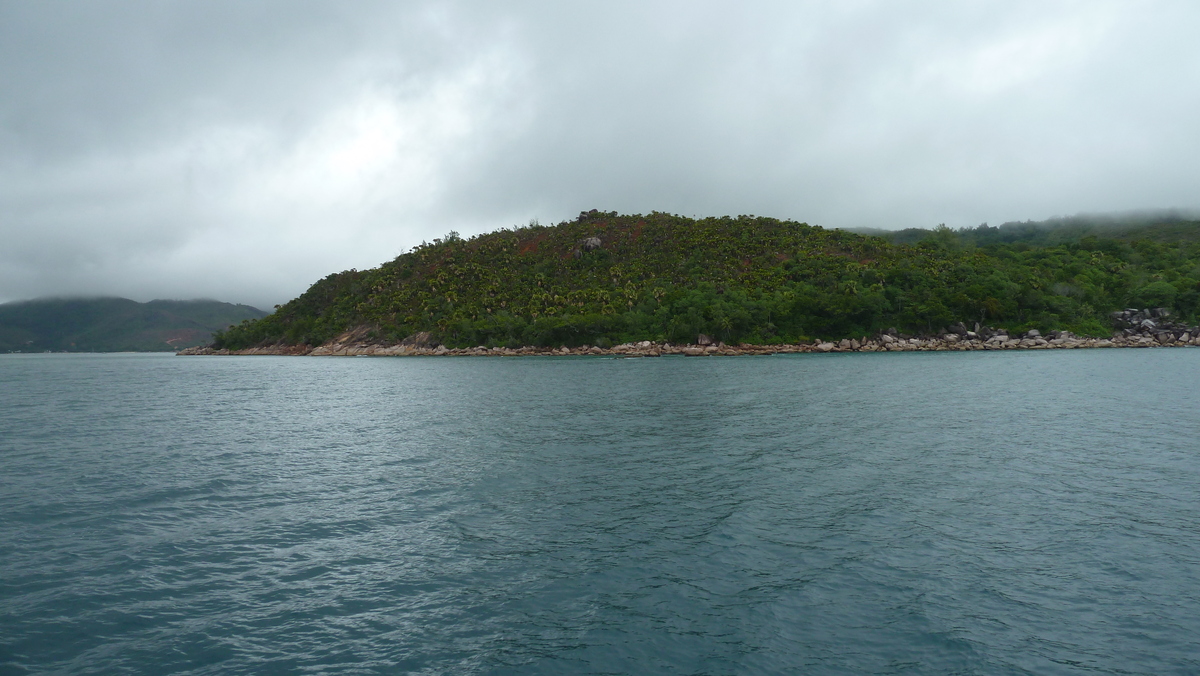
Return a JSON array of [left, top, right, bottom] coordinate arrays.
[[2, 1, 1198, 309]]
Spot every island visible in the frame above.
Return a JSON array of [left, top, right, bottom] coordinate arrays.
[[188, 211, 1200, 356]]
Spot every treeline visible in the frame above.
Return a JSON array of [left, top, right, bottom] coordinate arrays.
[[214, 211, 1200, 349], [854, 210, 1200, 247]]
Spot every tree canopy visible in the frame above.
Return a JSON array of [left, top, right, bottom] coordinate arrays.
[[214, 211, 1200, 350]]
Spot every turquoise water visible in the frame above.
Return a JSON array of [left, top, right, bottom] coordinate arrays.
[[2, 351, 1199, 675]]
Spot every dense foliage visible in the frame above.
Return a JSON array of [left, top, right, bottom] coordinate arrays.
[[0, 298, 266, 352], [857, 210, 1200, 247], [214, 212, 1200, 349]]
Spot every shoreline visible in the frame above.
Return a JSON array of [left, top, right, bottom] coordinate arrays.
[[179, 332, 1200, 357]]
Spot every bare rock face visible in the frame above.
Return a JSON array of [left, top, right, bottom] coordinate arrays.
[[332, 325, 376, 344], [1111, 308, 1199, 345], [572, 236, 603, 259], [177, 346, 214, 355], [697, 334, 714, 346], [400, 331, 436, 348]]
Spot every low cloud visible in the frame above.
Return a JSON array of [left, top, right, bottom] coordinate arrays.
[[2, 1, 1198, 308]]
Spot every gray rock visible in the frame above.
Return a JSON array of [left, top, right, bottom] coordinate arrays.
[[697, 334, 714, 346], [400, 331, 437, 347], [582, 236, 602, 252], [1025, 329, 1041, 338]]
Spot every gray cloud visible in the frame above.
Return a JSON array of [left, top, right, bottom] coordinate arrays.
[[2, 0, 1198, 308]]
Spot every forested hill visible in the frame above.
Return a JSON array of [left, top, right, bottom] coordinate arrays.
[[1, 297, 267, 352], [852, 211, 1200, 247], [214, 211, 1200, 350]]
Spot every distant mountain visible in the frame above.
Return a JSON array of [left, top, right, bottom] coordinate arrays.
[[847, 210, 1200, 247], [0, 297, 268, 352]]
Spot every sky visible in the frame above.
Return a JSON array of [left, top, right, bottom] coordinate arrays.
[[2, 1, 1199, 309]]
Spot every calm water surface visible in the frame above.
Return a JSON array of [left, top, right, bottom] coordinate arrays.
[[1, 350, 1199, 674]]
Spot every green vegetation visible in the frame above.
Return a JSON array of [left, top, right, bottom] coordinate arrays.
[[214, 211, 1200, 350], [853, 210, 1200, 247], [0, 297, 267, 352]]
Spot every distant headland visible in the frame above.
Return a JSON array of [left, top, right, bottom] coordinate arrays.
[[194, 210, 1200, 356], [1, 297, 266, 352]]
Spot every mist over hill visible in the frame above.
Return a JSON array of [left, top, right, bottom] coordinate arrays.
[[1, 298, 267, 352], [849, 210, 1200, 247]]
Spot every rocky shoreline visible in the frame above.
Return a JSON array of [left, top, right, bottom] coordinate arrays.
[[180, 309, 1199, 357]]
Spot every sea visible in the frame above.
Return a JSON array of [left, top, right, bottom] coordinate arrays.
[[1, 350, 1198, 675]]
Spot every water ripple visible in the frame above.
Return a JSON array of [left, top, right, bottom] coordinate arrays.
[[2, 351, 1199, 674]]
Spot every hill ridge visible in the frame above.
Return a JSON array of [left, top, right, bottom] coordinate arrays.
[[213, 211, 1200, 350], [1, 297, 267, 352]]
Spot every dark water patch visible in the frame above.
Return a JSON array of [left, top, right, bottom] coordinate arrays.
[[2, 351, 1199, 674]]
